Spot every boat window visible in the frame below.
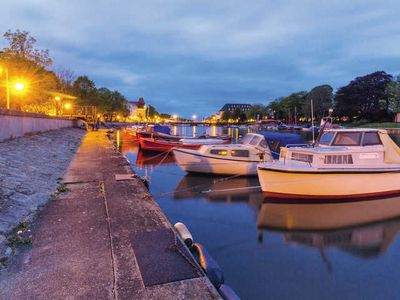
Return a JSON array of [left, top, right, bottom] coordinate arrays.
[[259, 139, 268, 148], [362, 132, 382, 146], [249, 136, 261, 146], [242, 135, 253, 145], [319, 132, 335, 145], [210, 149, 228, 156], [231, 150, 250, 157], [324, 155, 353, 164], [268, 140, 281, 152], [332, 132, 362, 146], [291, 152, 313, 163]]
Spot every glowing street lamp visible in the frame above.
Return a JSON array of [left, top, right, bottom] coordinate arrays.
[[0, 65, 10, 109], [64, 102, 72, 110], [14, 82, 25, 91], [192, 114, 197, 120]]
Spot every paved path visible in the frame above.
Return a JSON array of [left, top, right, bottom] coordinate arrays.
[[0, 130, 219, 299]]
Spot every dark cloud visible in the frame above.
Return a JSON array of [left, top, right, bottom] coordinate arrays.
[[1, 0, 400, 117]]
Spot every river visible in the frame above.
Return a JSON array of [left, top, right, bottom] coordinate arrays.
[[120, 125, 400, 300]]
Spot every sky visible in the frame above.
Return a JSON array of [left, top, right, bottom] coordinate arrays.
[[1, 0, 400, 118]]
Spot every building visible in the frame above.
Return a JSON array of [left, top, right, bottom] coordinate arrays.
[[218, 103, 252, 119], [219, 103, 252, 113], [128, 97, 147, 120]]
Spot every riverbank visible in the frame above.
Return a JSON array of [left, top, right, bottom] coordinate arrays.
[[0, 130, 219, 299], [0, 128, 85, 260]]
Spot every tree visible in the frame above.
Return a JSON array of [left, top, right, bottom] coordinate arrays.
[[148, 105, 159, 118], [221, 110, 232, 120], [96, 88, 129, 121], [387, 75, 400, 114], [334, 71, 392, 121], [0, 30, 58, 111], [3, 29, 52, 68], [280, 92, 307, 122], [267, 98, 285, 119], [246, 104, 267, 120], [56, 68, 76, 93], [72, 75, 97, 105], [304, 85, 333, 120]]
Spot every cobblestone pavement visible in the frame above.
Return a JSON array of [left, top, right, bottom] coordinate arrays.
[[0, 128, 85, 256]]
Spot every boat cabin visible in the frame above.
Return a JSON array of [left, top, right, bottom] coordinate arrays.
[[279, 129, 400, 168], [201, 133, 269, 160], [199, 132, 305, 161]]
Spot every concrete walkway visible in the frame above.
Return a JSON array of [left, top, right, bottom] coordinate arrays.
[[0, 130, 220, 299]]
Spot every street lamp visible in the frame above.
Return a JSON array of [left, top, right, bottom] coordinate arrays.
[[0, 65, 10, 109], [192, 114, 197, 120]]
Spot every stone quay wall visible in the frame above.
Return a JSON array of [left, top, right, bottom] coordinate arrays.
[[0, 110, 78, 142], [0, 128, 85, 259]]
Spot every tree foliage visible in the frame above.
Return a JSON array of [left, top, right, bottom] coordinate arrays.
[[334, 71, 392, 121], [3, 29, 52, 67], [304, 85, 333, 119], [387, 75, 400, 114], [246, 104, 267, 120]]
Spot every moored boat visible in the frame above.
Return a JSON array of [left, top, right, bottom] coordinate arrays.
[[173, 132, 304, 176], [139, 137, 230, 152], [257, 128, 400, 199]]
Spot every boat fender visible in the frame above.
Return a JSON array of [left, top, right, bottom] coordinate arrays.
[[140, 176, 150, 189], [174, 222, 193, 248], [191, 243, 224, 288], [218, 284, 241, 300]]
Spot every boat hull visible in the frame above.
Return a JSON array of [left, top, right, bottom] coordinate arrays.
[[173, 148, 259, 176], [139, 138, 201, 152], [257, 167, 400, 199]]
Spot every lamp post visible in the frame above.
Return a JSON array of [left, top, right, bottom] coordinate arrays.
[[0, 65, 10, 109]]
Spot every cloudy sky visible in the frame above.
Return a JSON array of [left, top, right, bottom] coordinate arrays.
[[1, 0, 400, 117]]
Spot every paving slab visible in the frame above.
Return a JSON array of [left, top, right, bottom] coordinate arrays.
[[0, 130, 220, 300]]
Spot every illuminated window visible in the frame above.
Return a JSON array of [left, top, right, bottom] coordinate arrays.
[[231, 150, 250, 157], [210, 149, 228, 156]]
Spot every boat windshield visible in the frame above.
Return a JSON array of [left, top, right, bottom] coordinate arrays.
[[333, 132, 362, 146], [242, 134, 254, 145], [319, 132, 335, 145]]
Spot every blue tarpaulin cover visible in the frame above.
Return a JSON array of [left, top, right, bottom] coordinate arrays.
[[259, 131, 305, 159], [153, 125, 171, 135]]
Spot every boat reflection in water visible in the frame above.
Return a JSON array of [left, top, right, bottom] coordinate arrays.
[[174, 174, 263, 204], [135, 150, 176, 168], [257, 196, 400, 260]]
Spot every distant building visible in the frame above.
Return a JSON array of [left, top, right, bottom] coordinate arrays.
[[128, 97, 147, 120], [219, 103, 252, 113], [218, 103, 252, 119]]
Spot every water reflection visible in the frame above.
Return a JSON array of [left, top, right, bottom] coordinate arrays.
[[174, 175, 263, 204], [257, 196, 400, 259], [136, 151, 176, 168]]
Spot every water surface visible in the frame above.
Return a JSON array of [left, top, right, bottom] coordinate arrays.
[[121, 126, 400, 299]]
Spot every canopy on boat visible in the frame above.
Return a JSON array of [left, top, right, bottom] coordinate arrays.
[[259, 131, 304, 159], [379, 130, 400, 164], [153, 125, 171, 135]]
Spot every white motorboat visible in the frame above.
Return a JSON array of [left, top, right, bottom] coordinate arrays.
[[173, 132, 303, 176], [257, 128, 400, 199]]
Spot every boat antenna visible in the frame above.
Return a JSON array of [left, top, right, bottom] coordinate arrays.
[[311, 98, 315, 145], [313, 108, 334, 146]]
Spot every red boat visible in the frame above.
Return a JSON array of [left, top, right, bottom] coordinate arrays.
[[136, 130, 231, 142], [139, 137, 230, 152]]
